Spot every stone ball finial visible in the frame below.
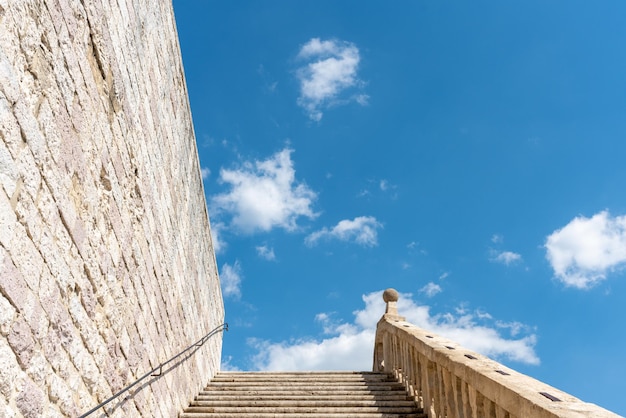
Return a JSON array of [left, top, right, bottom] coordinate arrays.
[[383, 288, 399, 303]]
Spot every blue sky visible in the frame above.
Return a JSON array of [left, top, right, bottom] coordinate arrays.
[[172, 2, 626, 415]]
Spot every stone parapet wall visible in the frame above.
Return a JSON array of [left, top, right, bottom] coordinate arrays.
[[373, 289, 620, 418], [0, 0, 224, 416]]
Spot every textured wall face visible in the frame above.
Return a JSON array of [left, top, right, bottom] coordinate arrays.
[[0, 0, 224, 417]]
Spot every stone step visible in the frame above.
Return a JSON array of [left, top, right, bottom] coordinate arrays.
[[213, 372, 395, 381], [195, 393, 412, 401], [205, 376, 403, 384], [204, 382, 404, 393], [202, 383, 406, 389], [209, 377, 398, 384], [217, 371, 384, 376], [208, 376, 402, 383], [190, 400, 418, 407], [180, 371, 427, 418], [180, 414, 427, 418], [182, 406, 422, 414], [198, 389, 409, 398]]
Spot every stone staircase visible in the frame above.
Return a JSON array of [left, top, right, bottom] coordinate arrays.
[[179, 371, 427, 417]]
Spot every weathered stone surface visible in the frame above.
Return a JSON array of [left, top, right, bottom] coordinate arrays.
[[374, 289, 621, 418], [0, 338, 21, 399], [15, 378, 45, 418], [0, 294, 16, 337], [0, 0, 224, 416], [7, 317, 36, 369]]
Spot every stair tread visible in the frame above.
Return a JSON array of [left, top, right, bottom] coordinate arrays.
[[184, 406, 421, 412], [179, 412, 428, 418], [196, 394, 411, 400], [191, 400, 418, 406], [180, 371, 426, 417], [201, 387, 407, 391]]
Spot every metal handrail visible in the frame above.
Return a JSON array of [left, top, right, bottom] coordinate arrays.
[[78, 322, 228, 418]]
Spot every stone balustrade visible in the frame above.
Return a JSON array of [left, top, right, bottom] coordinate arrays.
[[373, 289, 620, 418]]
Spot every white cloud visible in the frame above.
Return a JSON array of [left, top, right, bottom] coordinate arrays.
[[221, 355, 242, 371], [378, 179, 397, 195], [305, 216, 382, 247], [358, 179, 397, 199], [491, 250, 522, 265], [355, 94, 369, 106], [419, 282, 442, 298], [249, 290, 539, 371], [496, 320, 530, 338], [211, 149, 317, 233], [201, 167, 211, 179], [256, 245, 276, 261], [545, 210, 626, 288], [296, 38, 366, 121], [220, 261, 242, 300], [491, 234, 503, 244], [315, 312, 342, 335], [210, 222, 226, 254]]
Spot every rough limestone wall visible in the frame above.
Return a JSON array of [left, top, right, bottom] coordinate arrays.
[[0, 0, 224, 417]]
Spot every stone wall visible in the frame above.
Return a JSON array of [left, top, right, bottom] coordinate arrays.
[[0, 1, 224, 417], [374, 289, 620, 418]]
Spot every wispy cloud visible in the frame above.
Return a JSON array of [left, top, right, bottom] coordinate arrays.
[[419, 282, 442, 298], [221, 355, 242, 371], [378, 179, 397, 194], [256, 245, 276, 261], [545, 210, 626, 289], [211, 148, 317, 233], [355, 94, 369, 106], [490, 250, 522, 265], [357, 179, 397, 200], [220, 261, 243, 300], [201, 167, 211, 179], [296, 38, 367, 121], [305, 216, 382, 247], [210, 222, 226, 254], [249, 290, 539, 371], [315, 312, 343, 335]]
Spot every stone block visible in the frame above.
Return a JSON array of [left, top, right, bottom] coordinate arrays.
[[16, 378, 45, 418], [0, 294, 16, 337], [0, 139, 18, 197], [0, 247, 29, 312], [0, 337, 21, 399], [7, 316, 36, 369], [1, 0, 224, 416], [47, 372, 81, 417], [0, 188, 16, 250]]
